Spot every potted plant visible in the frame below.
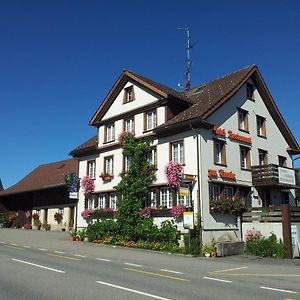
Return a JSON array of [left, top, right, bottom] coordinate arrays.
[[100, 172, 114, 182], [202, 244, 213, 257], [69, 228, 77, 241], [32, 213, 41, 230]]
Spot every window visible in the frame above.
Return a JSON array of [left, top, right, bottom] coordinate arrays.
[[258, 149, 268, 165], [148, 147, 157, 166], [87, 195, 95, 210], [214, 139, 226, 165], [246, 83, 255, 100], [160, 187, 173, 208], [99, 194, 106, 209], [278, 155, 287, 167], [177, 194, 188, 206], [149, 189, 157, 208], [110, 193, 117, 210], [123, 86, 135, 103], [124, 117, 134, 133], [224, 186, 234, 199], [124, 155, 132, 172], [106, 124, 115, 142], [212, 185, 221, 200], [87, 160, 96, 179], [104, 156, 114, 175], [256, 115, 266, 137], [238, 109, 249, 132], [145, 110, 157, 131], [240, 146, 251, 170], [171, 141, 184, 164]]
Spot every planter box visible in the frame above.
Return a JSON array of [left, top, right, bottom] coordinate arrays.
[[151, 209, 172, 218], [91, 211, 114, 219], [216, 241, 245, 257]]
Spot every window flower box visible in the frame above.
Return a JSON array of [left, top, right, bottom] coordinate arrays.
[[100, 173, 114, 182], [91, 208, 116, 219]]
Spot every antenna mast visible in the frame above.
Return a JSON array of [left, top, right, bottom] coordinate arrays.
[[178, 27, 192, 90]]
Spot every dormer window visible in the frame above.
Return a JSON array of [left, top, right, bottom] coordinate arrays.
[[246, 83, 255, 100], [123, 86, 135, 103]]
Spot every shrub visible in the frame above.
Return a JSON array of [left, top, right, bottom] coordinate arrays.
[[157, 220, 180, 245], [244, 230, 287, 258], [86, 219, 117, 242], [135, 218, 159, 242]]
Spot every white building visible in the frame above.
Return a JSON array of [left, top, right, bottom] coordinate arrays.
[[70, 65, 299, 243]]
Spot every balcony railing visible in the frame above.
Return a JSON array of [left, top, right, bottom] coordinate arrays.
[[251, 164, 297, 188]]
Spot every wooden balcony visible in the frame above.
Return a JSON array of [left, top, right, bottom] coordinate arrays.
[[251, 164, 297, 189]]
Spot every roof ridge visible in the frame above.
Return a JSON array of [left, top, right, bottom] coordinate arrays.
[[39, 158, 75, 167]]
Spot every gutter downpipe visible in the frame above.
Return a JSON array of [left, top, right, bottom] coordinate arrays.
[[190, 124, 203, 248]]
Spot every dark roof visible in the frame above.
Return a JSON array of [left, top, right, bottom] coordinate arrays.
[[0, 179, 3, 191], [0, 159, 78, 196], [161, 65, 255, 127], [69, 135, 98, 157]]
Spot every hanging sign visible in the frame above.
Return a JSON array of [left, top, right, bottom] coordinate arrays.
[[69, 192, 79, 199], [182, 174, 195, 182], [183, 212, 194, 230], [179, 184, 189, 197], [228, 130, 252, 144]]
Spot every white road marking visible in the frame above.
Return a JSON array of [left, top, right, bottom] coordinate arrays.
[[12, 258, 65, 273], [74, 254, 86, 258], [260, 286, 298, 294], [96, 258, 111, 262], [211, 266, 248, 273], [0, 241, 6, 244], [10, 243, 18, 246], [96, 280, 171, 300], [23, 246, 31, 248], [38, 248, 47, 251], [54, 251, 65, 254], [203, 276, 232, 283], [160, 269, 183, 275], [124, 262, 142, 267]]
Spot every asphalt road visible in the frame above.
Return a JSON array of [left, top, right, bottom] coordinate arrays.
[[0, 229, 299, 300]]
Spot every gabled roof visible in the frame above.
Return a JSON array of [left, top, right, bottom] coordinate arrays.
[[157, 65, 299, 152], [89, 69, 194, 126], [0, 159, 78, 197], [69, 135, 98, 157]]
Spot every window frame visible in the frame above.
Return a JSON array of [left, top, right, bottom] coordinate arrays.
[[124, 117, 135, 133], [148, 146, 157, 167], [240, 146, 251, 170], [160, 187, 173, 208], [246, 83, 255, 100], [98, 194, 106, 209], [123, 86, 135, 104], [104, 155, 114, 175], [213, 139, 226, 166], [256, 115, 266, 138], [109, 193, 117, 210], [237, 108, 249, 132], [87, 159, 96, 179], [278, 155, 287, 167], [144, 109, 157, 131], [170, 140, 184, 164], [149, 189, 157, 208], [105, 123, 115, 142]]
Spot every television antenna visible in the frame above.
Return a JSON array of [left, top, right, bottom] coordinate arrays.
[[178, 27, 192, 90]]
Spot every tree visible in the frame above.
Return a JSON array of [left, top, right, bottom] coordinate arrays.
[[115, 133, 156, 240]]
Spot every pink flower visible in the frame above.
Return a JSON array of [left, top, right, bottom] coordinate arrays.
[[81, 209, 94, 219], [165, 161, 183, 188], [171, 205, 186, 218], [81, 176, 95, 195]]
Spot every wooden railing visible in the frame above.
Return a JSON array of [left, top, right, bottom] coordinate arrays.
[[242, 206, 300, 223], [251, 164, 296, 188]]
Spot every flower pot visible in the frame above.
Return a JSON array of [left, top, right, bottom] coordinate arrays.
[[205, 253, 210, 258]]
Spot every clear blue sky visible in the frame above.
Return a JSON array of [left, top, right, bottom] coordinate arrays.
[[1, 0, 299, 188]]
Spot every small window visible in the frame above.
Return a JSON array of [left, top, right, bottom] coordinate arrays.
[[177, 193, 188, 206], [246, 83, 255, 100], [148, 147, 157, 166], [145, 110, 157, 131], [214, 139, 226, 165], [212, 185, 221, 200], [123, 86, 135, 103], [124, 117, 134, 133], [109, 193, 117, 210], [256, 115, 266, 137], [99, 194, 106, 209], [160, 187, 173, 208], [104, 156, 114, 175], [238, 109, 249, 132], [224, 186, 234, 199], [278, 155, 287, 167], [87, 195, 95, 210], [149, 189, 157, 208], [258, 149, 268, 165], [106, 124, 115, 142], [240, 146, 251, 170], [87, 160, 96, 179], [171, 141, 184, 164], [123, 155, 132, 172]]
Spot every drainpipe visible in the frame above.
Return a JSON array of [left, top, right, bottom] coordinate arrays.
[[190, 124, 203, 246]]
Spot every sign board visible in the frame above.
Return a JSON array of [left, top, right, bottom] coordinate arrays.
[[291, 225, 300, 258], [182, 174, 195, 182], [278, 167, 296, 186], [69, 192, 79, 199], [179, 184, 189, 197], [183, 212, 194, 230]]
